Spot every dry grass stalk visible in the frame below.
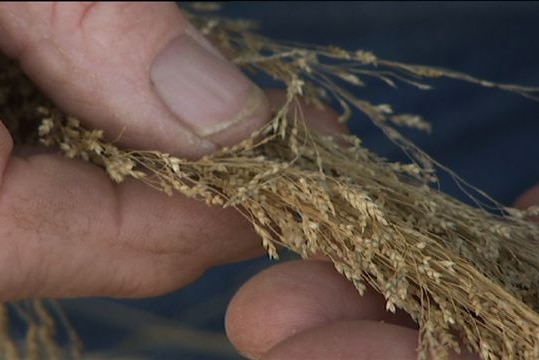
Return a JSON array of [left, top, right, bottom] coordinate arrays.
[[1, 10, 539, 360]]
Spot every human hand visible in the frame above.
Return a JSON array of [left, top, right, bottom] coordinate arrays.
[[0, 2, 272, 300], [0, 2, 342, 301], [226, 185, 539, 359]]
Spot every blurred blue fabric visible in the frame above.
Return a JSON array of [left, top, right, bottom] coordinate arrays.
[[62, 3, 539, 359]]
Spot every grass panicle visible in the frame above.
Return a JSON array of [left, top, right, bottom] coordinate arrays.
[[1, 8, 539, 360]]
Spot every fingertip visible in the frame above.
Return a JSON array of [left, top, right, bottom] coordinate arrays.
[[2, 2, 267, 158], [261, 321, 419, 360], [261, 321, 479, 360], [225, 260, 389, 359]]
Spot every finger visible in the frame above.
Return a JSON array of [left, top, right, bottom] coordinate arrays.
[[262, 321, 418, 360], [0, 90, 343, 300], [514, 182, 539, 222], [261, 321, 478, 360], [514, 183, 539, 211], [0, 1, 270, 299], [225, 260, 416, 359], [0, 3, 346, 300], [0, 151, 261, 300], [0, 2, 269, 158]]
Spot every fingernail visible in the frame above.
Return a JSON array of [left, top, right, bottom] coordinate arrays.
[[150, 32, 268, 146]]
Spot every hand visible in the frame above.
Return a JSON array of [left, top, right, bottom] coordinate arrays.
[[0, 2, 270, 300], [226, 186, 539, 359], [0, 2, 343, 301], [0, 2, 342, 301]]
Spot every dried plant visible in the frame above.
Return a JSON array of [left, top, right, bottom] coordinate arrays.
[[1, 8, 539, 360]]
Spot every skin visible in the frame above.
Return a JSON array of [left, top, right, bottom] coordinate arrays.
[[0, 2, 266, 300], [0, 2, 536, 359]]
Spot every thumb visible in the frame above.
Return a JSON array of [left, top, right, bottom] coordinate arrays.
[[0, 2, 269, 158]]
